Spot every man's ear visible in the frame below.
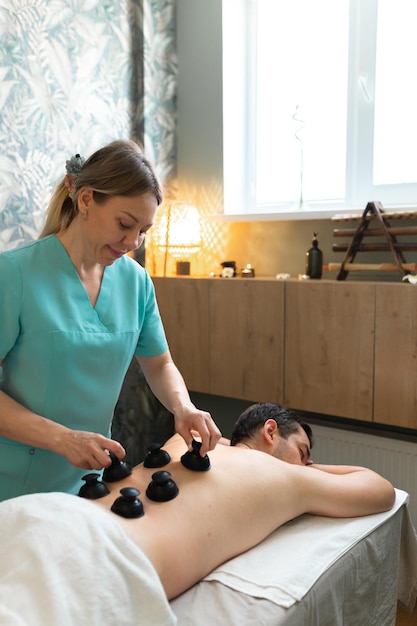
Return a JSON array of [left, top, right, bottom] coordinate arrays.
[[262, 419, 279, 446], [78, 187, 94, 210]]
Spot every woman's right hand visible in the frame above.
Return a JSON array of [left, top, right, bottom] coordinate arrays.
[[57, 429, 126, 470], [0, 389, 125, 469]]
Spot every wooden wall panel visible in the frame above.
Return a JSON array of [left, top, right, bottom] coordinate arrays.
[[209, 279, 284, 402], [284, 281, 375, 421], [374, 284, 417, 429], [152, 277, 210, 392]]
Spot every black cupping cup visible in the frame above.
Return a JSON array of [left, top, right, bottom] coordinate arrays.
[[143, 442, 171, 468], [103, 451, 132, 482], [111, 487, 144, 518], [78, 473, 110, 499], [180, 439, 211, 472], [146, 470, 179, 502]]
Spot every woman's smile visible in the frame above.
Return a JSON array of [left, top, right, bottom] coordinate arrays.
[[107, 245, 127, 259]]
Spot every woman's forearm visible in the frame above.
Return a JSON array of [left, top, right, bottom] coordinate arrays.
[[137, 352, 194, 415], [0, 390, 124, 469], [137, 353, 221, 454], [0, 389, 66, 448]]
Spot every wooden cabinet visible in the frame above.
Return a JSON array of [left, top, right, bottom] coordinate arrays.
[[284, 282, 375, 421], [374, 284, 417, 429], [152, 276, 417, 431], [152, 277, 210, 392], [153, 277, 284, 402], [209, 279, 284, 402]]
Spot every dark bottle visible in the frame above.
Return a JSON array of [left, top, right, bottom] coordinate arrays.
[[306, 232, 323, 279]]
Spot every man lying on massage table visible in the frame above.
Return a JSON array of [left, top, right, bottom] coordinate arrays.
[[92, 402, 395, 600]]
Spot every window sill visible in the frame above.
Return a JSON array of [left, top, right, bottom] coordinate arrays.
[[205, 205, 417, 223]]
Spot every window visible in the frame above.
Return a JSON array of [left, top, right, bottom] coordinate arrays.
[[222, 0, 417, 217]]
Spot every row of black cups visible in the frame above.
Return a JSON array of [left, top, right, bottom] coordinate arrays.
[[78, 440, 211, 518]]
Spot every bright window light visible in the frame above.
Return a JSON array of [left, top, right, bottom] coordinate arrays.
[[223, 0, 417, 217], [256, 0, 349, 207], [373, 0, 417, 185]]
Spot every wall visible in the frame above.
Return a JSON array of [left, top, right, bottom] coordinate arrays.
[[144, 0, 229, 278], [176, 0, 223, 189], [223, 217, 417, 280], [174, 0, 415, 283], [224, 218, 339, 278]]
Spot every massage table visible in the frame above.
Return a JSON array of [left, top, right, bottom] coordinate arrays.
[[171, 489, 417, 626], [0, 489, 415, 625]]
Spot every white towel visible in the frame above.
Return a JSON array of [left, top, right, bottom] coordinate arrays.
[[204, 488, 413, 609], [0, 492, 177, 626]]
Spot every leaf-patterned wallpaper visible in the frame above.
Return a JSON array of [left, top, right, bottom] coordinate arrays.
[[0, 0, 177, 252], [144, 0, 177, 183]]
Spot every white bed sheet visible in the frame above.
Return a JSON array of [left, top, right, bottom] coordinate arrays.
[[171, 489, 417, 626], [0, 493, 176, 626], [0, 489, 414, 626]]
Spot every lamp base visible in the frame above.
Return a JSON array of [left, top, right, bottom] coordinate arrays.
[[176, 261, 190, 276]]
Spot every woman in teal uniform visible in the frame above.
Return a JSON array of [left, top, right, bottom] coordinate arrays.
[[0, 140, 221, 500]]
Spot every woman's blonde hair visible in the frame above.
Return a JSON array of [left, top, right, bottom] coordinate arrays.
[[39, 139, 163, 238]]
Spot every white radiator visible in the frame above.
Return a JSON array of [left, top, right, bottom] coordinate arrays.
[[312, 424, 417, 528]]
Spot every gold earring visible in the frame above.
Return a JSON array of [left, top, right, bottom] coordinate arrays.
[[82, 211, 88, 221]]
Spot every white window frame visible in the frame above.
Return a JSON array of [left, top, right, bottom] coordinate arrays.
[[222, 0, 417, 220]]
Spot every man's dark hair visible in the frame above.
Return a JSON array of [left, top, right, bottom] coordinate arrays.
[[230, 402, 313, 448]]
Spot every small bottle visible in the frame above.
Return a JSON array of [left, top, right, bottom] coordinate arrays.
[[306, 232, 323, 279]]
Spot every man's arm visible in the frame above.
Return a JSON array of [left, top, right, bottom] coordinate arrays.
[[299, 463, 395, 518]]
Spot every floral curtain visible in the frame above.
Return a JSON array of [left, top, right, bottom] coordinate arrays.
[[0, 0, 177, 252]]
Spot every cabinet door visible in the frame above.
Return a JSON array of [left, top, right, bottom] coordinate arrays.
[[152, 277, 210, 392], [374, 285, 417, 429], [284, 282, 375, 421], [209, 280, 284, 402]]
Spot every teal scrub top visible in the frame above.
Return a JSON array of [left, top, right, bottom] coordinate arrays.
[[0, 235, 168, 500]]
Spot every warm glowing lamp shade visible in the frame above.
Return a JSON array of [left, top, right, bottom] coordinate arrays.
[[156, 202, 201, 275]]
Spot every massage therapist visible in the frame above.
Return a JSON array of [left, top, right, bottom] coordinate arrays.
[[0, 139, 221, 500]]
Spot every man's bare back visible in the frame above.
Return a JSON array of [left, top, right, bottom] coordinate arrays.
[[94, 434, 394, 599]]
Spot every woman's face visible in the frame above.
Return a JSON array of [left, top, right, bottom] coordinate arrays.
[[78, 189, 158, 266]]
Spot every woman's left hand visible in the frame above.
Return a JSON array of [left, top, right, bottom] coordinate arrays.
[[173, 405, 221, 457]]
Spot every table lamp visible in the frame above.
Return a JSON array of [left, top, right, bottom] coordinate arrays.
[[159, 201, 201, 275]]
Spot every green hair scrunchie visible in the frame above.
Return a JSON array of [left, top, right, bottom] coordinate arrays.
[[65, 153, 85, 175]]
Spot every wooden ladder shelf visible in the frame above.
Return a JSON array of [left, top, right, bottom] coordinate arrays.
[[331, 201, 417, 280]]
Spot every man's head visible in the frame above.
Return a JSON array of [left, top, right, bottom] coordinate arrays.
[[230, 402, 313, 465]]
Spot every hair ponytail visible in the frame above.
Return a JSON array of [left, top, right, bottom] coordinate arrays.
[[39, 180, 78, 238]]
